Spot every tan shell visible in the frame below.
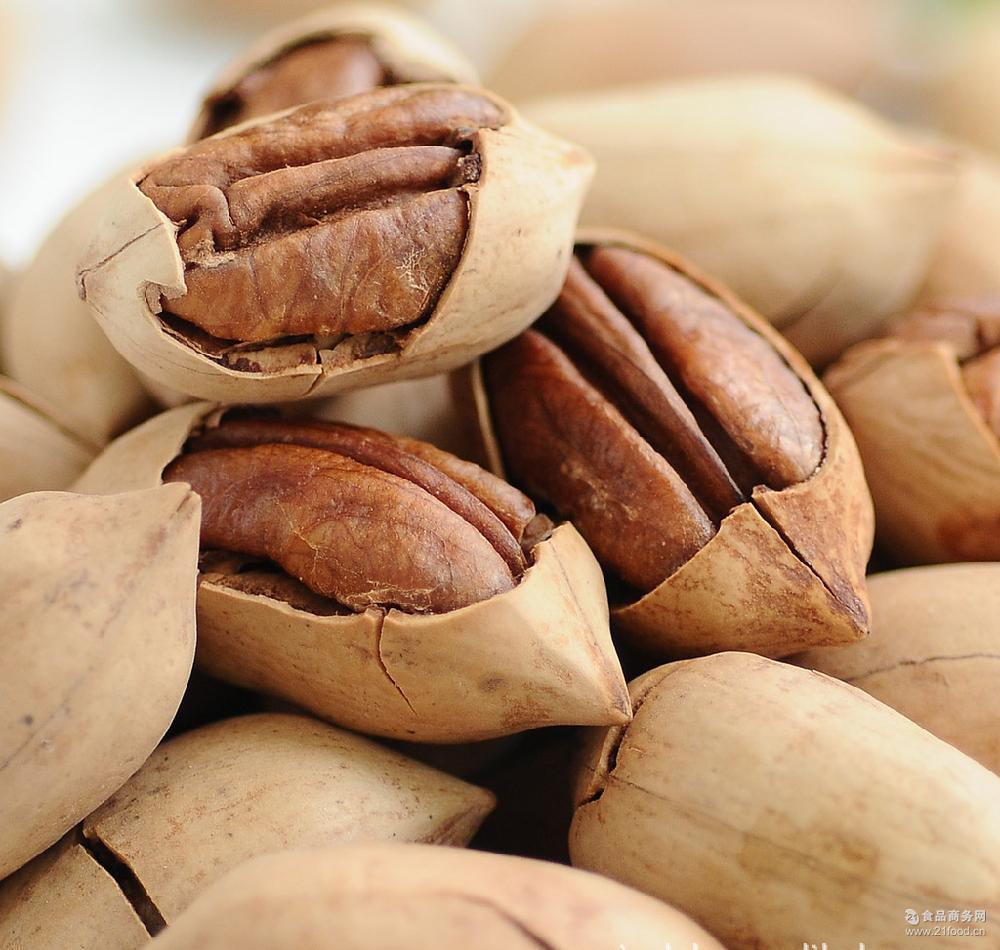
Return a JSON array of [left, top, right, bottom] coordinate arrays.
[[150, 843, 724, 950], [521, 76, 958, 367], [0, 713, 494, 949], [795, 563, 1000, 775], [488, 0, 890, 102], [824, 338, 1000, 563], [0, 484, 200, 879], [0, 377, 96, 502], [76, 87, 593, 403], [188, 3, 478, 141], [570, 652, 1000, 950], [917, 148, 1000, 304], [469, 230, 874, 659], [1, 171, 156, 447], [75, 402, 630, 741]]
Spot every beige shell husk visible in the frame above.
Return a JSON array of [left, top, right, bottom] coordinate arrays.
[[0, 484, 200, 879], [0, 838, 147, 950], [825, 338, 1000, 563], [0, 376, 96, 501], [487, 0, 890, 102], [76, 85, 593, 403], [796, 563, 1000, 775], [468, 229, 873, 659], [149, 843, 725, 950], [1, 170, 157, 447], [570, 652, 1000, 950], [74, 402, 630, 741], [0, 713, 494, 949], [521, 75, 958, 367], [188, 3, 478, 141]]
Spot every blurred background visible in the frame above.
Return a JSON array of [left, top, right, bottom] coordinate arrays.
[[1, 0, 999, 265]]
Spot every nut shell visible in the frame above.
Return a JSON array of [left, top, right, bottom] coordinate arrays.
[[570, 652, 1000, 949], [76, 86, 593, 403], [149, 843, 724, 950], [522, 76, 958, 366], [75, 402, 630, 741], [795, 563, 1000, 775], [0, 484, 199, 879], [470, 230, 873, 659], [188, 3, 478, 141], [824, 338, 1000, 563]]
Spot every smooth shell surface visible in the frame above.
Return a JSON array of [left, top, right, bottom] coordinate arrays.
[[570, 653, 1000, 949], [75, 403, 630, 741], [796, 563, 1000, 774], [76, 87, 593, 402], [825, 339, 1000, 563], [149, 843, 725, 950], [0, 484, 200, 879], [522, 76, 958, 366], [471, 230, 874, 659]]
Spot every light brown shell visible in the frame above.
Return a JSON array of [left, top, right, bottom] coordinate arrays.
[[918, 149, 1000, 304], [469, 229, 874, 659], [0, 377, 96, 502], [150, 843, 724, 950], [187, 3, 478, 141], [76, 87, 594, 403], [0, 484, 200, 879], [570, 652, 1000, 950], [1, 170, 156, 447], [824, 338, 1000, 563], [795, 563, 1000, 774], [74, 402, 630, 741], [0, 713, 494, 948], [521, 76, 959, 367]]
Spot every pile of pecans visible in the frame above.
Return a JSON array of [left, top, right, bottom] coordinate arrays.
[[1, 5, 998, 950]]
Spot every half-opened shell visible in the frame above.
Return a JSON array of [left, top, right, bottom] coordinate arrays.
[[470, 230, 873, 659], [570, 653, 1000, 950], [76, 86, 593, 404], [521, 76, 958, 366], [795, 563, 1000, 774], [825, 338, 1000, 563], [0, 713, 494, 948], [0, 484, 199, 879], [75, 402, 630, 741], [189, 3, 478, 140], [150, 843, 724, 950], [0, 377, 96, 501]]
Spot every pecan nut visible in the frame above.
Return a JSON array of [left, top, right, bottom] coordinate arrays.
[[77, 84, 593, 402], [477, 232, 872, 658]]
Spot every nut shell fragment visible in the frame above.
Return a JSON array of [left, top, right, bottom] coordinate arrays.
[[149, 843, 724, 950], [0, 484, 200, 879], [570, 653, 1000, 949], [75, 402, 630, 741]]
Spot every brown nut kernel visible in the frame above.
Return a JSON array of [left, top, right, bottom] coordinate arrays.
[[826, 298, 1000, 563], [75, 404, 630, 742], [77, 85, 593, 403], [190, 5, 478, 140], [474, 231, 872, 659]]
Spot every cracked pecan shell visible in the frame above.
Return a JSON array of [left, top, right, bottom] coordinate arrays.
[[74, 403, 630, 742], [825, 297, 1000, 564], [76, 84, 593, 403], [188, 5, 477, 140], [472, 230, 873, 659]]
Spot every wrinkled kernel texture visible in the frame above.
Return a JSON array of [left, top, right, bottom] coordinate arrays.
[[141, 86, 503, 352], [164, 416, 539, 614], [485, 244, 824, 593]]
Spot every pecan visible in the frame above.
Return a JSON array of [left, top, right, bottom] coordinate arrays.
[[484, 244, 824, 594], [141, 86, 504, 347], [163, 417, 540, 614], [890, 299, 1000, 437]]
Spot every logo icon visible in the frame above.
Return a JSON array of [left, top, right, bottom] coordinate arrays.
[[904, 909, 920, 925]]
